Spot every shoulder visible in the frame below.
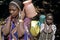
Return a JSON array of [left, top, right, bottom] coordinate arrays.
[[52, 24, 56, 29]]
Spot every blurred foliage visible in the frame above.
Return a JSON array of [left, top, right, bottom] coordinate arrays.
[[0, 18, 5, 25]]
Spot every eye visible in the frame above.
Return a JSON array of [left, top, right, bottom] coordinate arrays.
[[47, 19, 53, 20], [12, 9, 16, 11]]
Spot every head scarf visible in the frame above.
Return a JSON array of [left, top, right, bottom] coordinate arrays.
[[9, 0, 24, 19], [9, 0, 23, 10]]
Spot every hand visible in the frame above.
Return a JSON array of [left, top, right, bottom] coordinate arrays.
[[8, 15, 12, 21], [20, 9, 25, 20], [48, 25, 53, 33]]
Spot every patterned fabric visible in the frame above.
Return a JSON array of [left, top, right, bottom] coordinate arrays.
[[24, 18, 31, 40], [30, 20, 40, 36], [39, 31, 53, 40], [39, 24, 56, 40], [24, 18, 31, 28], [2, 18, 18, 40], [9, 21, 18, 40], [2, 17, 31, 40]]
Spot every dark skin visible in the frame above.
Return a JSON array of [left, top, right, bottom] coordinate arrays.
[[9, 3, 30, 40], [2, 3, 25, 39], [46, 16, 53, 25], [9, 4, 19, 18], [2, 0, 35, 40], [2, 16, 11, 36], [44, 16, 53, 33]]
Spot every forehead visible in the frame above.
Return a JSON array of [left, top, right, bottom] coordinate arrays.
[[9, 4, 18, 9], [47, 16, 53, 19]]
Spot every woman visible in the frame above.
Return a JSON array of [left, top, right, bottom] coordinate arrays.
[[1, 0, 25, 40], [1, 0, 37, 40]]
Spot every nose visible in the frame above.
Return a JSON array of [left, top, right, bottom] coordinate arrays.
[[10, 10, 14, 14]]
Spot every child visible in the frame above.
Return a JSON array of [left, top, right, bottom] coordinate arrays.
[[39, 13, 56, 40]]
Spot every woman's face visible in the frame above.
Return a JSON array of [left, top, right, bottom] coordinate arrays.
[[46, 16, 53, 25], [9, 4, 19, 17]]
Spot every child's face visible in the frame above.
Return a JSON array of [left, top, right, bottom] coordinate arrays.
[[46, 16, 53, 25]]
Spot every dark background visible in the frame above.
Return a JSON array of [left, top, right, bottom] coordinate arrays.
[[0, 0, 60, 40]]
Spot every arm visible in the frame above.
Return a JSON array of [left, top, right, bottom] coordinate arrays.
[[17, 20, 25, 38], [16, 10, 25, 39], [2, 16, 11, 36]]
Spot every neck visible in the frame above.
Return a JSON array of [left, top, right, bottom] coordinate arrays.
[[12, 15, 19, 23], [46, 22, 51, 26], [47, 23, 53, 26]]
